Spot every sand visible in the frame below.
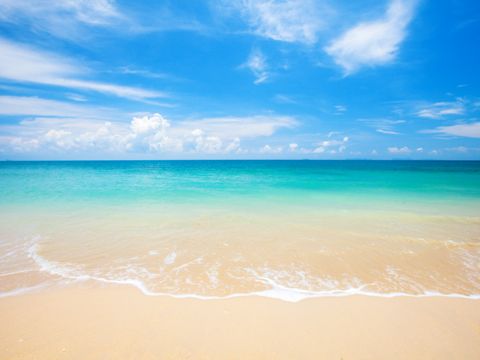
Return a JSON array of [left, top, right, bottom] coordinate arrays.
[[1, 284, 479, 359]]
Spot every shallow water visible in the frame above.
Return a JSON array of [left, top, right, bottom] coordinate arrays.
[[1, 161, 479, 301]]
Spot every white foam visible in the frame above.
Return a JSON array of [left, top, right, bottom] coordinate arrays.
[[0, 283, 49, 298], [22, 236, 480, 302]]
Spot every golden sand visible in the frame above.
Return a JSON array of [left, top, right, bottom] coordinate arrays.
[[1, 285, 479, 359]]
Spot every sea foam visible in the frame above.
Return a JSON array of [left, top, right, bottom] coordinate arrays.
[[9, 236, 477, 302]]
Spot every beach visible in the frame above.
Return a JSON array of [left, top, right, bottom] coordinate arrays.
[[1, 285, 480, 359], [1, 160, 479, 358]]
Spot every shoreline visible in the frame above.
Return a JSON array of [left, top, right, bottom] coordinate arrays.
[[1, 285, 479, 359]]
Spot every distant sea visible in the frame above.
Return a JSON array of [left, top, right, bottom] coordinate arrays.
[[1, 161, 479, 301]]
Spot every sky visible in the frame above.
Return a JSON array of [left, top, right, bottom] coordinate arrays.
[[0, 0, 479, 160]]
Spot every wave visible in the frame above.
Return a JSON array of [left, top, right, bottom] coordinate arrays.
[[2, 236, 480, 302]]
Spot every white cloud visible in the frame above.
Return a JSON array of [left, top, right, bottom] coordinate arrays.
[[130, 114, 170, 135], [416, 101, 465, 119], [225, 138, 241, 153], [334, 105, 347, 114], [423, 122, 480, 139], [0, 113, 296, 155], [231, 0, 327, 44], [260, 144, 283, 154], [377, 128, 400, 135], [273, 94, 297, 104], [0, 38, 166, 101], [359, 118, 405, 134], [325, 0, 415, 74], [0, 96, 114, 118], [243, 48, 269, 84], [0, 0, 123, 39], [289, 143, 298, 151], [388, 146, 411, 154], [312, 135, 349, 154], [179, 115, 297, 139], [0, 0, 121, 25], [66, 93, 88, 102]]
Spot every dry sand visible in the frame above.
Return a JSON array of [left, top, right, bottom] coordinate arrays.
[[1, 285, 480, 359]]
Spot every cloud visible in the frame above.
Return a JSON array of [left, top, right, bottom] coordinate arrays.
[[0, 38, 166, 101], [377, 128, 400, 135], [0, 96, 115, 118], [0, 113, 296, 155], [312, 135, 349, 154], [422, 122, 480, 138], [0, 0, 123, 40], [325, 0, 415, 74], [273, 94, 297, 104], [180, 115, 297, 139], [130, 114, 170, 135], [230, 0, 327, 44], [289, 143, 298, 152], [416, 101, 465, 119], [243, 48, 269, 84], [388, 146, 411, 154], [117, 66, 174, 80], [260, 144, 283, 154], [359, 118, 405, 134], [334, 105, 347, 114]]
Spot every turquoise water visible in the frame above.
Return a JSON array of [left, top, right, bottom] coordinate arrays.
[[0, 160, 479, 300], [1, 160, 479, 206]]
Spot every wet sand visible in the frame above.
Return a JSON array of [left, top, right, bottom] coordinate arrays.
[[1, 285, 479, 359]]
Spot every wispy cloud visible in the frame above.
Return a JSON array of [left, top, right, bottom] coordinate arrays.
[[0, 0, 123, 40], [117, 66, 175, 80], [179, 115, 297, 139], [0, 38, 167, 101], [325, 0, 416, 74], [416, 101, 465, 119], [226, 0, 328, 44], [422, 122, 480, 138], [312, 135, 349, 154], [0, 96, 115, 118], [377, 128, 400, 135], [359, 118, 405, 134], [242, 48, 269, 84], [0, 0, 209, 40]]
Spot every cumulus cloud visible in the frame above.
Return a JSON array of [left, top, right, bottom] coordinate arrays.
[[130, 114, 170, 135], [260, 144, 283, 154], [230, 0, 327, 44], [388, 146, 411, 154], [0, 38, 166, 101], [325, 0, 416, 74], [0, 113, 297, 155], [243, 48, 269, 84]]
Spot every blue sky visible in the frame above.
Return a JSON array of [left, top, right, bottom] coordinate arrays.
[[0, 0, 479, 160]]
